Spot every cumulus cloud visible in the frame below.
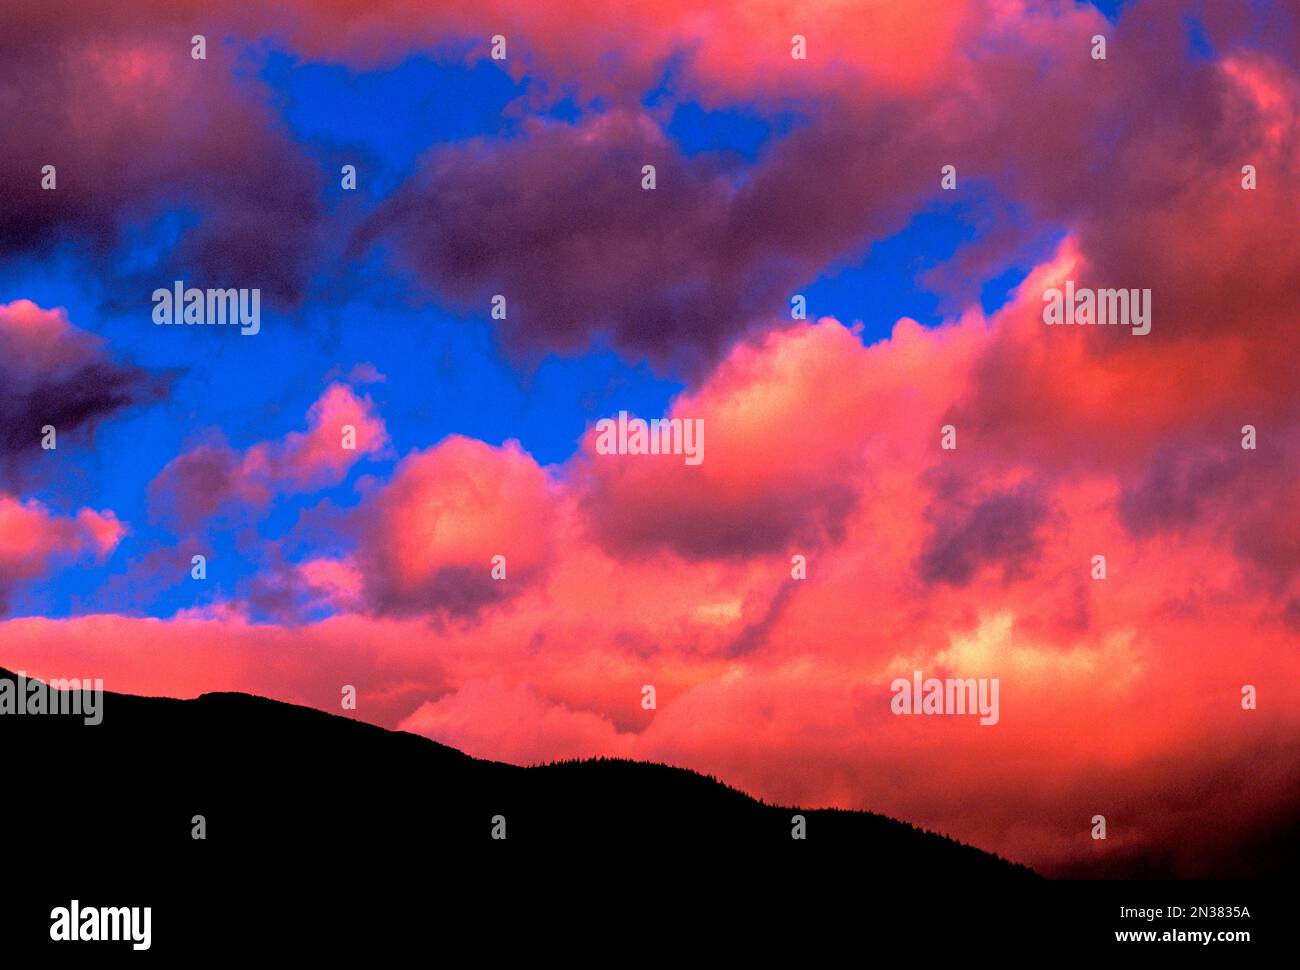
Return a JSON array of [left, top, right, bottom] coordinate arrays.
[[352, 436, 557, 618], [574, 320, 876, 557]]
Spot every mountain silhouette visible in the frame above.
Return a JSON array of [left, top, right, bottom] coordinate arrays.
[[0, 667, 1034, 876], [2, 667, 1053, 955]]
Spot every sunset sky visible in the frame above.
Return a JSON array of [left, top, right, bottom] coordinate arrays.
[[1, 0, 1297, 877]]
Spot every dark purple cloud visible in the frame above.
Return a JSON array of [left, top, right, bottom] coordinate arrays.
[[917, 480, 1050, 587], [0, 15, 323, 305], [0, 300, 164, 486]]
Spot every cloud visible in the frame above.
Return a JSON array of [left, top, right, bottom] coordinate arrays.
[[917, 479, 1051, 586], [356, 110, 807, 372], [399, 678, 635, 764], [350, 0, 1300, 385], [245, 555, 367, 624], [0, 22, 324, 304], [148, 382, 388, 532], [0, 495, 125, 613], [0, 300, 162, 485], [352, 436, 556, 618], [255, 0, 980, 100], [574, 319, 875, 558]]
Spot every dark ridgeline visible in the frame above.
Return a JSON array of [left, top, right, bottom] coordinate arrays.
[[2, 668, 1036, 951], [1, 667, 1038, 870], [0, 668, 1031, 870]]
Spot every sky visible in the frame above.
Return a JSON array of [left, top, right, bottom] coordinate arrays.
[[1, 0, 1298, 877]]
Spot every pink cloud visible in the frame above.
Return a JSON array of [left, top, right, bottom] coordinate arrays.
[[575, 319, 876, 557], [149, 381, 389, 531], [353, 436, 557, 617], [0, 495, 125, 612], [399, 678, 635, 764]]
